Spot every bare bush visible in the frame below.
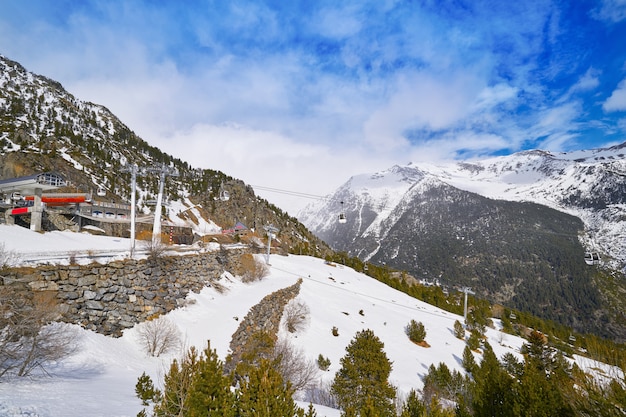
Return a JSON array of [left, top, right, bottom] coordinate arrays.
[[303, 379, 338, 408], [137, 316, 181, 357], [141, 237, 168, 262], [0, 243, 20, 269], [240, 254, 270, 283], [283, 300, 310, 333], [0, 288, 76, 378], [273, 338, 319, 393]]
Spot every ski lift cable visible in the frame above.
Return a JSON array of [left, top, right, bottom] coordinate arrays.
[[269, 263, 461, 323], [250, 184, 331, 200]]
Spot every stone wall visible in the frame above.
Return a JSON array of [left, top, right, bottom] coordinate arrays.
[[225, 278, 302, 372], [1, 248, 246, 336]]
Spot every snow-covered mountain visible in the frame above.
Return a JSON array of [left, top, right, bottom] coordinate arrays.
[[301, 147, 626, 263], [299, 147, 626, 341]]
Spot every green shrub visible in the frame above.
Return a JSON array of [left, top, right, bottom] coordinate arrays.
[[317, 354, 331, 371], [405, 319, 426, 343]]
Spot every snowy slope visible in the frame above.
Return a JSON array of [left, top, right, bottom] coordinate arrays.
[[0, 225, 619, 417]]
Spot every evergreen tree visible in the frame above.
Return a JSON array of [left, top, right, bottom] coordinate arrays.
[[331, 329, 396, 417], [236, 358, 302, 417], [135, 372, 160, 407], [185, 342, 235, 417], [304, 403, 318, 417], [453, 320, 465, 339], [471, 343, 516, 417], [154, 347, 201, 417], [400, 389, 426, 417], [462, 345, 477, 374], [516, 362, 574, 417], [405, 320, 427, 343]]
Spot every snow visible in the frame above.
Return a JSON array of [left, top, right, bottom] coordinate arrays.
[[0, 225, 621, 416]]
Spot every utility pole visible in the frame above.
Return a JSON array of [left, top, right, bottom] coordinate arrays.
[[121, 164, 141, 256], [146, 165, 179, 246], [263, 224, 279, 265], [462, 287, 475, 327]]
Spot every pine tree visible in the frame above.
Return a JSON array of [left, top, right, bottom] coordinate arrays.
[[184, 342, 235, 417], [471, 343, 516, 417], [304, 403, 318, 417], [454, 320, 465, 339], [236, 358, 302, 417], [135, 372, 160, 406], [462, 345, 477, 374], [331, 329, 396, 417], [400, 389, 426, 417], [154, 347, 201, 417]]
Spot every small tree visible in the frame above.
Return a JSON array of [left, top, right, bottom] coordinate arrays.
[[273, 338, 318, 392], [405, 319, 426, 344], [317, 354, 331, 371], [0, 288, 76, 378], [454, 320, 465, 339], [135, 372, 161, 407], [136, 316, 181, 357], [331, 329, 396, 417], [467, 330, 481, 351], [462, 345, 477, 374], [237, 358, 301, 417], [400, 389, 426, 417]]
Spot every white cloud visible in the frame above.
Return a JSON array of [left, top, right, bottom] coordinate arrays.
[[363, 71, 483, 150], [603, 78, 626, 112], [569, 68, 601, 93], [471, 83, 519, 111], [155, 123, 395, 214], [592, 0, 626, 23]]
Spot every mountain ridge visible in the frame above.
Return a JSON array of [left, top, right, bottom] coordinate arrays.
[[0, 54, 330, 257]]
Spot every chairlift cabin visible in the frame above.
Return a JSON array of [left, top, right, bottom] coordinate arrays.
[[584, 251, 600, 266], [568, 334, 576, 343], [509, 313, 517, 320], [338, 201, 347, 224], [97, 187, 106, 197]]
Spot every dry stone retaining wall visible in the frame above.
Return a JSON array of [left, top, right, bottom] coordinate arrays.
[[1, 248, 247, 336], [226, 278, 302, 370]]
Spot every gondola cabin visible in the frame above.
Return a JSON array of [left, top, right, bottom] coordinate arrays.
[[338, 200, 347, 223], [584, 252, 600, 266]]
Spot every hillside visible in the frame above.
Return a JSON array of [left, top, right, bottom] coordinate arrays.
[[0, 54, 330, 256], [299, 160, 626, 342], [0, 226, 622, 416]]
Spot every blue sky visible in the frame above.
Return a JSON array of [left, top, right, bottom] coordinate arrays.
[[1, 0, 626, 213]]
